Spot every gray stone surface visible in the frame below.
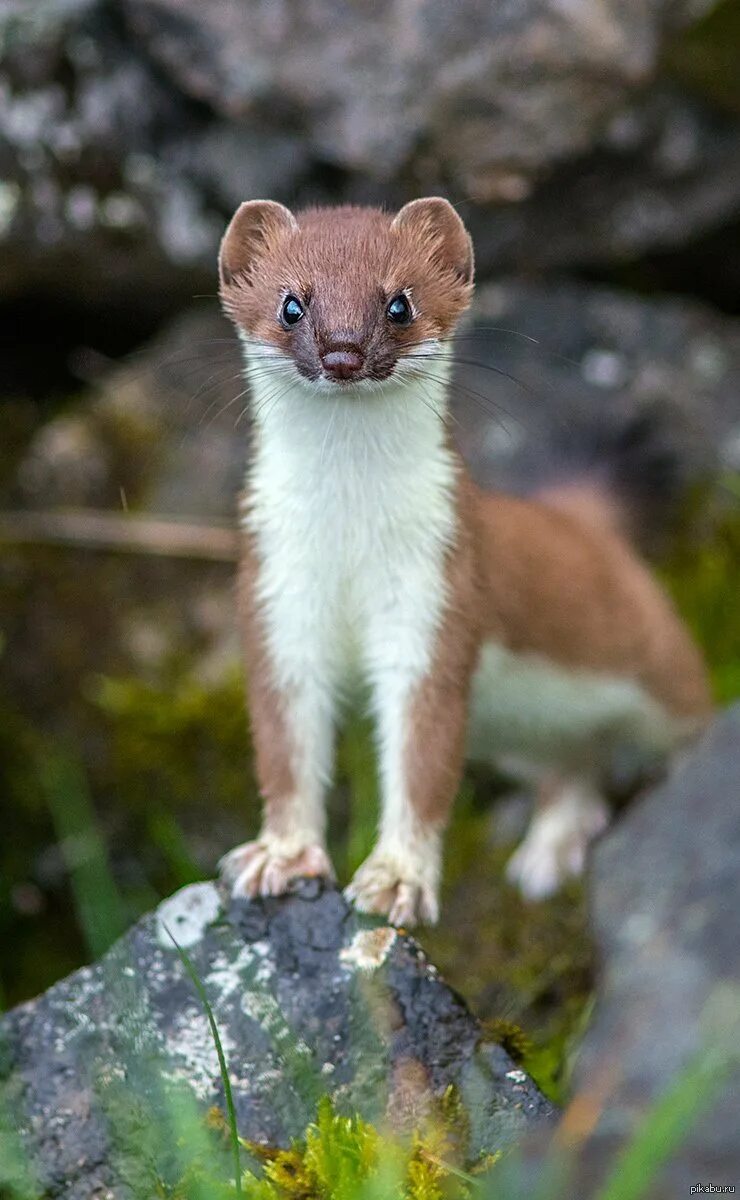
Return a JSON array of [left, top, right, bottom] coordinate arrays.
[[15, 306, 247, 514], [454, 278, 740, 505], [469, 87, 740, 274], [502, 706, 740, 1198], [2, 0, 738, 308], [573, 705, 740, 1195], [0, 878, 554, 1198], [119, 0, 706, 181]]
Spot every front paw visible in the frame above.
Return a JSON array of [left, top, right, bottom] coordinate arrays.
[[345, 853, 439, 927], [219, 839, 334, 899]]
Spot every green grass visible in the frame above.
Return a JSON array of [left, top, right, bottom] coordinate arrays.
[[661, 495, 740, 703]]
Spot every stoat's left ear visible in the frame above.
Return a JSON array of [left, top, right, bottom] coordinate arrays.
[[219, 200, 298, 287], [391, 197, 474, 284]]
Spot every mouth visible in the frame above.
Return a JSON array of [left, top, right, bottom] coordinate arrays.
[[321, 361, 399, 388], [319, 369, 399, 393], [322, 370, 367, 387]]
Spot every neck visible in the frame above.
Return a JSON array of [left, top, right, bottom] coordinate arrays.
[[241, 343, 456, 477], [239, 346, 464, 551]]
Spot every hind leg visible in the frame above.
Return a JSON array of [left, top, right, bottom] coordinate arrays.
[[505, 773, 610, 900]]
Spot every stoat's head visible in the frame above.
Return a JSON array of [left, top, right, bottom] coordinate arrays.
[[218, 198, 473, 389]]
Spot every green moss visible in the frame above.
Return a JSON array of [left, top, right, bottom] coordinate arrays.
[[665, 0, 740, 114], [480, 1019, 534, 1066], [661, 492, 740, 704], [0, 695, 85, 1006], [334, 713, 381, 880], [0, 659, 254, 1004], [90, 666, 253, 827], [203, 1094, 483, 1199]]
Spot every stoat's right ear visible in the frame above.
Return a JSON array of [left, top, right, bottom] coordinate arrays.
[[219, 200, 298, 287]]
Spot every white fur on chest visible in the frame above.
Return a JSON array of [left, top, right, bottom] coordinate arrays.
[[242, 355, 458, 701]]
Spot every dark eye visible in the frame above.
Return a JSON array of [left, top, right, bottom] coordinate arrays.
[[386, 293, 413, 326], [280, 294, 305, 327]]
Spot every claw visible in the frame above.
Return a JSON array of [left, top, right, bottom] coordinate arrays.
[[345, 855, 439, 927], [219, 840, 334, 899]]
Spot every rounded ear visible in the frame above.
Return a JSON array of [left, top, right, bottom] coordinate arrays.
[[219, 200, 298, 286], [391, 197, 474, 284]]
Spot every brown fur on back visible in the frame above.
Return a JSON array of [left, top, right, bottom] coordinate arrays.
[[471, 483, 711, 720]]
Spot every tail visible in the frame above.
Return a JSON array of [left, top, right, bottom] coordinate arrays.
[[528, 404, 711, 551]]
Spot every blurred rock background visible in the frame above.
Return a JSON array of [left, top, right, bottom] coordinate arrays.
[[1, 0, 740, 1101]]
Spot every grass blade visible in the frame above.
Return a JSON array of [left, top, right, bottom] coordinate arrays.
[[593, 1051, 729, 1200], [40, 749, 126, 959], [164, 926, 243, 1197]]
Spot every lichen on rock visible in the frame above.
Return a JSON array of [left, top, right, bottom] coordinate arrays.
[[0, 879, 554, 1199]]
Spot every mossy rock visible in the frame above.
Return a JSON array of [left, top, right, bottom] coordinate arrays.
[[0, 881, 554, 1199]]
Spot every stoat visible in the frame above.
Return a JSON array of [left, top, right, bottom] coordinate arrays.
[[217, 197, 711, 926]]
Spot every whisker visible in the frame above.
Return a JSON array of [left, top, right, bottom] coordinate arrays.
[[158, 361, 292, 434], [400, 365, 458, 431], [198, 386, 252, 431], [403, 365, 523, 436], [451, 327, 544, 349], [319, 397, 340, 470], [247, 371, 299, 423], [404, 353, 537, 399], [249, 376, 288, 419], [417, 388, 455, 430], [201, 368, 293, 433], [123, 339, 239, 371], [451, 328, 580, 369], [414, 354, 579, 436], [195, 372, 248, 426], [247, 377, 298, 428]]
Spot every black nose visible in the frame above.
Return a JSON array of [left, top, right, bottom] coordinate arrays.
[[321, 347, 365, 381]]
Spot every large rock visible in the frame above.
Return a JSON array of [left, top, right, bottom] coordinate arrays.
[[119, 0, 707, 181], [499, 706, 740, 1198], [469, 87, 740, 275], [2, 0, 739, 308], [455, 278, 740, 502], [14, 306, 247, 514], [0, 879, 554, 1198], [572, 705, 740, 1195]]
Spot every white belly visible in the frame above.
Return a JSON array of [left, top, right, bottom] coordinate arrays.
[[467, 640, 680, 774]]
